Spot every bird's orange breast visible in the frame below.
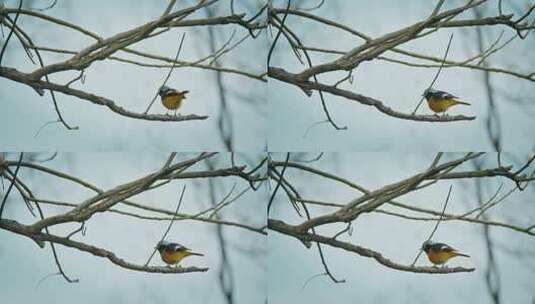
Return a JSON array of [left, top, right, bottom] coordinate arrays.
[[161, 94, 184, 110], [427, 97, 467, 113], [425, 249, 456, 265], [427, 97, 450, 113], [160, 249, 191, 265]]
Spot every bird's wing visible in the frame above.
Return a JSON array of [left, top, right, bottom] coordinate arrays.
[[435, 90, 458, 99], [169, 242, 188, 251], [431, 242, 456, 252], [164, 89, 181, 97]]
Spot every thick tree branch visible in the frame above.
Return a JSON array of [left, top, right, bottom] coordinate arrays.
[[269, 219, 475, 274], [0, 219, 208, 274]]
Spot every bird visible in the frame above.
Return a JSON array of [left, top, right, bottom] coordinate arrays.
[[422, 88, 470, 115], [155, 240, 203, 267], [421, 240, 470, 267], [158, 85, 190, 115]]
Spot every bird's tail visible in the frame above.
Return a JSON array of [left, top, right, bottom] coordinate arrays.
[[187, 251, 204, 257], [454, 252, 470, 258], [453, 99, 470, 106]]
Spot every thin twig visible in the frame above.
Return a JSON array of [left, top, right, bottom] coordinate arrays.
[[412, 33, 454, 114], [0, 0, 23, 66], [144, 32, 186, 114], [411, 185, 453, 266], [267, 153, 290, 213], [3, 15, 78, 130], [144, 184, 187, 267], [267, 0, 291, 66], [0, 153, 24, 219]]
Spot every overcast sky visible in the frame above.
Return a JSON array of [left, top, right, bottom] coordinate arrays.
[[0, 153, 267, 304], [1, 1, 535, 303], [268, 152, 535, 304], [0, 0, 266, 151], [1, 1, 533, 151], [268, 0, 535, 151]]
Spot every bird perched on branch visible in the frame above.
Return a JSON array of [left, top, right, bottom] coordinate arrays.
[[423, 88, 470, 115], [422, 240, 470, 267], [158, 85, 190, 115], [156, 240, 203, 267]]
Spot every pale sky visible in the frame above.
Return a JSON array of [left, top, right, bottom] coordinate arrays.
[[0, 0, 266, 151], [1, 0, 534, 303], [268, 0, 535, 151], [0, 153, 267, 304], [268, 152, 535, 303]]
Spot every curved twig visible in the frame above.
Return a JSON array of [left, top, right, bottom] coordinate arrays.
[[411, 185, 453, 266], [412, 33, 454, 114], [0, 153, 23, 219], [144, 32, 186, 114], [144, 184, 187, 267], [0, 0, 23, 66], [267, 153, 290, 213]]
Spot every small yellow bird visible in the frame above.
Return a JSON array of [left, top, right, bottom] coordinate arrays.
[[423, 88, 470, 114], [158, 85, 190, 115], [422, 240, 470, 267], [156, 240, 203, 267]]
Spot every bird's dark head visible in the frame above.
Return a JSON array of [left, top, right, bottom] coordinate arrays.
[[422, 88, 437, 99], [421, 240, 434, 252], [158, 86, 172, 97], [155, 240, 170, 252]]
